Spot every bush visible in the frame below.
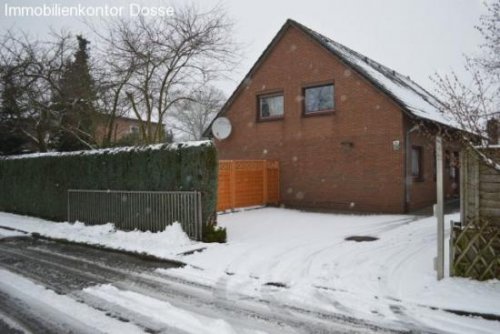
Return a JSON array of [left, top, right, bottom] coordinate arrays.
[[202, 223, 227, 243], [0, 141, 218, 239]]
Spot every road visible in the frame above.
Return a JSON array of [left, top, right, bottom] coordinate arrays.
[[0, 235, 405, 334]]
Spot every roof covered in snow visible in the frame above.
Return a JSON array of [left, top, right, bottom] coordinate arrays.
[[291, 20, 458, 128], [205, 19, 460, 136]]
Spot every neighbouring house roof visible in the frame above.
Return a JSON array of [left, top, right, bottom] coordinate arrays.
[[205, 19, 460, 137]]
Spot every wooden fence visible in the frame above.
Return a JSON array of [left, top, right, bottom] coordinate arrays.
[[452, 148, 500, 280], [217, 160, 280, 211], [460, 148, 500, 224]]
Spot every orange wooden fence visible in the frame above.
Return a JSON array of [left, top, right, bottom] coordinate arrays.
[[217, 160, 280, 211]]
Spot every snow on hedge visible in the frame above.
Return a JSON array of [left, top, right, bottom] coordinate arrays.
[[1, 140, 211, 160]]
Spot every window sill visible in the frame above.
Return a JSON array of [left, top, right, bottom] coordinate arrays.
[[257, 116, 284, 122], [302, 109, 335, 118]]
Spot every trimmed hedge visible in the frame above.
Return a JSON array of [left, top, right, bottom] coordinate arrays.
[[0, 141, 218, 233]]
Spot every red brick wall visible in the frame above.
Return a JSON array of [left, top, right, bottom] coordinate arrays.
[[216, 26, 462, 213], [215, 25, 411, 213]]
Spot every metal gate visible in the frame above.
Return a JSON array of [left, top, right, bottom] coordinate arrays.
[[67, 189, 202, 240]]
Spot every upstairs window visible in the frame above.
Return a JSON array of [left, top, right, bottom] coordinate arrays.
[[412, 146, 423, 180], [304, 84, 334, 114], [258, 93, 284, 120]]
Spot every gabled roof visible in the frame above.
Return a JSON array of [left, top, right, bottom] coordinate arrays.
[[205, 19, 458, 137]]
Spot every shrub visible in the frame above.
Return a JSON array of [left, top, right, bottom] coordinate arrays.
[[0, 141, 218, 240], [202, 223, 227, 243]]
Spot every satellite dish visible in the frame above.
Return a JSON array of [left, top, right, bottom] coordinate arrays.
[[212, 117, 232, 140]]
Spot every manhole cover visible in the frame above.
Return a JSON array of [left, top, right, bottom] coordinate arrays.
[[345, 236, 378, 242], [263, 282, 288, 288]]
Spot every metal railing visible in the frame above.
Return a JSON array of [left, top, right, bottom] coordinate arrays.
[[67, 189, 202, 240]]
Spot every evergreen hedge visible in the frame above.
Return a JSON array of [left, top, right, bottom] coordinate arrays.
[[0, 141, 218, 233]]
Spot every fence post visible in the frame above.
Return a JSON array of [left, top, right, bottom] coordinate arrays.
[[197, 191, 202, 241]]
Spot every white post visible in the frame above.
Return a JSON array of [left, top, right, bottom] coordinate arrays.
[[436, 135, 445, 280]]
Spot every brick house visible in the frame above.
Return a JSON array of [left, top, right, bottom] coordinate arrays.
[[208, 19, 463, 213], [95, 115, 164, 144]]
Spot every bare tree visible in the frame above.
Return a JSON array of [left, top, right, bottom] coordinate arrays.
[[433, 0, 500, 169], [93, 43, 137, 147], [96, 4, 237, 144], [169, 86, 225, 140], [0, 30, 76, 152]]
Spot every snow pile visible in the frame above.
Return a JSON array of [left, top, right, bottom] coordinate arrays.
[[0, 212, 196, 258]]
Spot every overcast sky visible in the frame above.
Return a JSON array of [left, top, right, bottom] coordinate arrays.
[[0, 0, 488, 96]]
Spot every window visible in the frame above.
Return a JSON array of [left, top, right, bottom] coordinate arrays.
[[130, 125, 139, 134], [450, 151, 459, 181], [304, 84, 334, 114], [411, 146, 423, 180], [258, 93, 284, 120]]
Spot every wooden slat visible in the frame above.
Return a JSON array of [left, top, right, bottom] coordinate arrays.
[[481, 192, 500, 201], [479, 208, 500, 217], [480, 182, 500, 193], [217, 160, 280, 211], [480, 199, 500, 210], [480, 174, 500, 183]]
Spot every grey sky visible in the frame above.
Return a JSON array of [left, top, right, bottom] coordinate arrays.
[[0, 0, 487, 96]]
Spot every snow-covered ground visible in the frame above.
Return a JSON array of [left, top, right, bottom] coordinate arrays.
[[1, 208, 499, 333], [168, 208, 500, 333], [0, 269, 144, 333]]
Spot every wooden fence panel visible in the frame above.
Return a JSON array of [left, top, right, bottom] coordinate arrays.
[[217, 160, 280, 211], [454, 148, 500, 280], [217, 161, 232, 212]]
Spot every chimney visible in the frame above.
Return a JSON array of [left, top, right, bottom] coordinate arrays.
[[487, 118, 499, 145]]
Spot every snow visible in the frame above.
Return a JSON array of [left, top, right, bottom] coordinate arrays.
[[164, 208, 500, 333], [84, 284, 252, 334], [0, 269, 143, 333], [0, 212, 197, 258], [1, 140, 211, 160], [296, 21, 462, 130], [1, 207, 499, 332], [0, 227, 27, 239]]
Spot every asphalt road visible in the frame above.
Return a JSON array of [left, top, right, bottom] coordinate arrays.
[[0, 236, 406, 334]]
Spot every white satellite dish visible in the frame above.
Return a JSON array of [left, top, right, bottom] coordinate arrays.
[[211, 117, 232, 140]]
